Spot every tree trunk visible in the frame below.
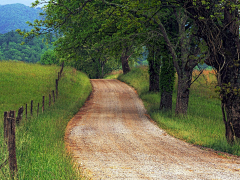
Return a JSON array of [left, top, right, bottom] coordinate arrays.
[[183, 0, 240, 143], [121, 55, 131, 74], [149, 61, 160, 92], [160, 91, 172, 111], [121, 47, 131, 74], [147, 43, 160, 92], [159, 55, 174, 111], [175, 71, 192, 115], [220, 62, 240, 144]]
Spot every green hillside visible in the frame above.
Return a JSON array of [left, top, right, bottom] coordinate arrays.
[[0, 61, 91, 179], [0, 3, 42, 34]]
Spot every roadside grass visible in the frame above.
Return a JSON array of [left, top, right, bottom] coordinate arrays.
[[118, 66, 240, 156], [0, 61, 92, 179], [104, 70, 123, 79]]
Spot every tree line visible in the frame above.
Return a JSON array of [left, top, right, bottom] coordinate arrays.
[[0, 31, 55, 63], [18, 0, 240, 145]]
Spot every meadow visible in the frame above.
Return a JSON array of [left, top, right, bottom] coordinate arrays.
[[0, 61, 92, 179], [117, 66, 240, 156]]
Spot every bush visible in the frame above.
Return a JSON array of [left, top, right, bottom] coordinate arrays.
[[40, 50, 58, 65]]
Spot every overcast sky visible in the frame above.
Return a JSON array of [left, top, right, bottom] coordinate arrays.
[[0, 0, 44, 7]]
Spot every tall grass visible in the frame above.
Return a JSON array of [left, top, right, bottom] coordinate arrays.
[[118, 66, 240, 156], [0, 61, 92, 179]]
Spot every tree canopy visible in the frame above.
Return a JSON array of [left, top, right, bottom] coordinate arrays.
[[18, 0, 240, 144]]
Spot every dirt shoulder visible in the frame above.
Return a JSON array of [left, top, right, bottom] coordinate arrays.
[[65, 79, 240, 180]]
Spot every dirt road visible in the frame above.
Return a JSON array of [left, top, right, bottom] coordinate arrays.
[[65, 79, 240, 180]]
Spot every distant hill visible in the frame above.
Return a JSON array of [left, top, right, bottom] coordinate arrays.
[[0, 3, 43, 34]]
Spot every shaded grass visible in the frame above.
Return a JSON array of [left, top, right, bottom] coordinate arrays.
[[118, 66, 240, 156], [104, 70, 123, 79], [0, 61, 92, 179]]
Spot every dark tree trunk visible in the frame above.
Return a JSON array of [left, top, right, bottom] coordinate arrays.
[[160, 91, 172, 111], [159, 54, 174, 111], [184, 0, 240, 143], [149, 62, 160, 92], [221, 4, 240, 143], [121, 55, 131, 74], [121, 47, 131, 74], [147, 43, 160, 92], [175, 74, 191, 115]]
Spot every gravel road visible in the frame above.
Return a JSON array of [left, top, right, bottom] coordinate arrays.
[[65, 79, 240, 180]]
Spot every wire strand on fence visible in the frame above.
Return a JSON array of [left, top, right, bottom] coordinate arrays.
[[2, 62, 65, 177]]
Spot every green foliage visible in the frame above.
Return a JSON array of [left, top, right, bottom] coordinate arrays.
[[0, 3, 43, 34], [0, 61, 92, 179], [159, 56, 175, 93], [19, 0, 149, 78], [40, 49, 58, 65], [118, 66, 240, 156], [0, 31, 55, 63]]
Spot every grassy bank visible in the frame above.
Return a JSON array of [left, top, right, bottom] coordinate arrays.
[[0, 61, 92, 179], [118, 66, 240, 156]]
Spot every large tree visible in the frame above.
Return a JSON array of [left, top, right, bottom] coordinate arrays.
[[180, 0, 240, 144]]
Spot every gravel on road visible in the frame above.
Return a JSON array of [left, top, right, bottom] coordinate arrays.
[[65, 79, 240, 180]]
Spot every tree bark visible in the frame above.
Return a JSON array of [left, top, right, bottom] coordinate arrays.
[[183, 0, 240, 143], [160, 91, 173, 111], [175, 73, 192, 115], [159, 53, 174, 111], [147, 43, 160, 92], [121, 47, 131, 74]]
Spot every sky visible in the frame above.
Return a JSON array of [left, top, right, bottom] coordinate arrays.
[[0, 0, 44, 7]]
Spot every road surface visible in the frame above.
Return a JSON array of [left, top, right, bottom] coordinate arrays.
[[65, 79, 240, 180]]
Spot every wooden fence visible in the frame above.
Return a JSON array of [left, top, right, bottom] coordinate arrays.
[[0, 62, 64, 179]]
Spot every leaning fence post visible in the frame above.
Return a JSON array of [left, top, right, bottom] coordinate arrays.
[[37, 103, 39, 117], [31, 100, 33, 116], [8, 110, 17, 178], [4, 111, 9, 144], [49, 94, 51, 107], [56, 79, 58, 99], [42, 96, 45, 113], [60, 62, 64, 76], [16, 106, 24, 124], [52, 90, 55, 103], [25, 104, 27, 120]]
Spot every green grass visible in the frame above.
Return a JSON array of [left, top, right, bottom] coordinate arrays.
[[0, 61, 92, 179], [103, 70, 123, 79], [118, 66, 240, 156]]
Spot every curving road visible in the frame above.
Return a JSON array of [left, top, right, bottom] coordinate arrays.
[[65, 79, 240, 180]]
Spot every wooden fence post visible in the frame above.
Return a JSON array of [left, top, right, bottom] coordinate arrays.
[[16, 106, 24, 124], [42, 96, 45, 113], [8, 111, 17, 178], [56, 79, 58, 99], [49, 94, 51, 107], [25, 104, 27, 120], [37, 103, 39, 117], [60, 62, 64, 76], [4, 111, 9, 144], [31, 100, 33, 116], [52, 90, 55, 103]]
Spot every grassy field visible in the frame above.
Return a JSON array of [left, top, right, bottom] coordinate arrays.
[[0, 61, 92, 179], [118, 66, 240, 156]]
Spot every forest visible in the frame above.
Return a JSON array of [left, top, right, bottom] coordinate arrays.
[[0, 31, 55, 63], [0, 3, 43, 34]]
